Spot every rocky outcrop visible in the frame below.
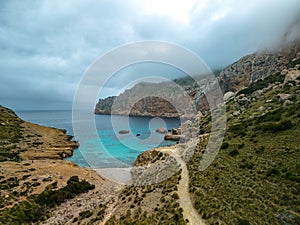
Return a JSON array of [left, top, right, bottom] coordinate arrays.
[[155, 127, 167, 133], [95, 82, 191, 118], [95, 76, 216, 117], [133, 149, 163, 167], [219, 40, 300, 93]]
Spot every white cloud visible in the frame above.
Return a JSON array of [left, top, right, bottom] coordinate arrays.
[[138, 0, 199, 26]]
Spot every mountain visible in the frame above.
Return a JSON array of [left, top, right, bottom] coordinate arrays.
[[219, 40, 300, 92], [95, 41, 300, 117]]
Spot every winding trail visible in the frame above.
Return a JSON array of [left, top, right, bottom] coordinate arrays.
[[174, 150, 206, 225]]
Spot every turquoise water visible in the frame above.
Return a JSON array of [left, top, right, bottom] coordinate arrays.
[[17, 110, 179, 168]]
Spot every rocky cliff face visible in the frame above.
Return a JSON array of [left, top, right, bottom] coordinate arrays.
[[219, 40, 300, 92], [95, 81, 201, 118], [95, 40, 300, 117]]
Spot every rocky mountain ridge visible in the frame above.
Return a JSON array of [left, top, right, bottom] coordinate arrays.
[[95, 40, 300, 117]]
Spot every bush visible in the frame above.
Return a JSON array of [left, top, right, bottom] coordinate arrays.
[[172, 193, 179, 200], [257, 120, 293, 133], [255, 109, 282, 124], [229, 124, 247, 136], [79, 210, 93, 219], [229, 149, 240, 157], [221, 142, 229, 149], [237, 72, 284, 96], [238, 219, 250, 225], [0, 176, 95, 224], [266, 168, 280, 177]]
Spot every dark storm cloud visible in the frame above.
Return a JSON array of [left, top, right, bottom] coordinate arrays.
[[0, 0, 299, 110]]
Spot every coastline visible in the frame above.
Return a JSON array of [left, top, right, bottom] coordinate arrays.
[[2, 105, 192, 223], [94, 111, 181, 119], [0, 105, 122, 224]]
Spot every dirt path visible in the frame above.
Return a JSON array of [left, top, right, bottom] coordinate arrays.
[[173, 149, 206, 225]]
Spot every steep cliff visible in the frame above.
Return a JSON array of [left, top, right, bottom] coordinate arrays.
[[219, 40, 300, 92], [95, 81, 199, 118]]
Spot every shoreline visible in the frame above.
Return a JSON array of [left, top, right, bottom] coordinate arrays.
[[0, 105, 122, 223], [94, 111, 182, 119]]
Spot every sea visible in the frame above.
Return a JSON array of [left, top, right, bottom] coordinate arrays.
[[16, 110, 180, 168]]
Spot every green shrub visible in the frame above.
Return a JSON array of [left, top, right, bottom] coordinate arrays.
[[255, 109, 282, 124], [257, 120, 293, 133], [237, 72, 284, 96], [0, 176, 95, 224], [172, 193, 179, 200], [229, 124, 247, 136], [79, 210, 93, 219], [286, 58, 300, 68], [221, 142, 229, 149], [238, 219, 250, 225], [229, 149, 240, 157], [266, 168, 280, 177]]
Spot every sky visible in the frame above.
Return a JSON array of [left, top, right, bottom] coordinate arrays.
[[0, 0, 299, 110]]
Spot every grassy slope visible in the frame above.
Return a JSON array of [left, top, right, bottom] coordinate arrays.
[[0, 105, 23, 162], [188, 75, 300, 224]]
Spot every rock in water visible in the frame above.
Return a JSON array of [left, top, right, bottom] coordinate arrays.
[[119, 130, 129, 134], [164, 133, 183, 141], [155, 128, 167, 133]]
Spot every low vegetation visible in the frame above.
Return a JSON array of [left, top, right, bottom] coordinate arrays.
[[0, 176, 95, 224], [0, 106, 23, 162], [105, 171, 186, 225], [188, 75, 300, 224]]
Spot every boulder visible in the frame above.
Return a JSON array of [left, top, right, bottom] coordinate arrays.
[[232, 111, 240, 116], [276, 94, 292, 103], [283, 100, 293, 108], [284, 69, 300, 84], [155, 128, 167, 134], [119, 130, 129, 134], [238, 97, 250, 105], [171, 128, 182, 135], [164, 133, 183, 141], [223, 91, 235, 102]]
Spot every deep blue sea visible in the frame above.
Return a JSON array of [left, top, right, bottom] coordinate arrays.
[[16, 110, 179, 168]]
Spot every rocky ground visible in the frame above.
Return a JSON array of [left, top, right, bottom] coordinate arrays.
[[0, 106, 122, 224]]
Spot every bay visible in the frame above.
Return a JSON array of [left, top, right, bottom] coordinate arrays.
[[16, 110, 179, 168]]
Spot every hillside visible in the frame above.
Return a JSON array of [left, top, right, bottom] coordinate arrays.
[[0, 105, 120, 224], [76, 42, 300, 225], [188, 66, 300, 224], [91, 62, 299, 225]]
